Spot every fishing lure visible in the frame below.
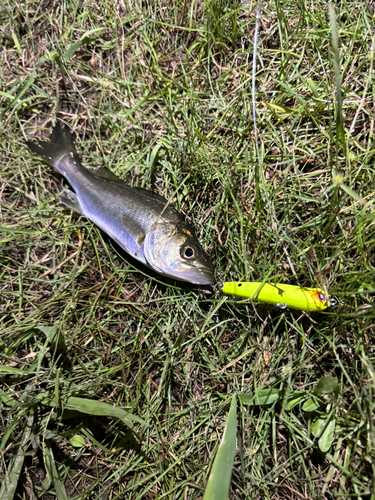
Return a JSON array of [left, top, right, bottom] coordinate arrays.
[[220, 282, 334, 312]]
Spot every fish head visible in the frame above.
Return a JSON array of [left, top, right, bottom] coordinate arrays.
[[144, 222, 215, 285]]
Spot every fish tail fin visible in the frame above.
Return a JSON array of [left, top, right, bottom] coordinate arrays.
[[26, 122, 80, 173]]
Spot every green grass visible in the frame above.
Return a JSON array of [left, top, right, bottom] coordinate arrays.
[[1, 0, 375, 498]]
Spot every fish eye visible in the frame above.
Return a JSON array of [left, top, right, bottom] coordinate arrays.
[[181, 244, 199, 260], [319, 293, 326, 302]]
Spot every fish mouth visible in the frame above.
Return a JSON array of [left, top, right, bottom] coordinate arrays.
[[192, 274, 214, 285], [183, 263, 215, 285], [191, 255, 216, 285], [195, 272, 215, 285], [164, 262, 215, 285]]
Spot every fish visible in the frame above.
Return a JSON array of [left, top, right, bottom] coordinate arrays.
[[27, 123, 215, 285]]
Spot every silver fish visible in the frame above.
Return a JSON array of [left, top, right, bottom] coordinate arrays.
[[27, 123, 214, 285]]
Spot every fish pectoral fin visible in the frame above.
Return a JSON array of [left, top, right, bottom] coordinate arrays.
[[59, 189, 83, 215], [122, 215, 145, 246]]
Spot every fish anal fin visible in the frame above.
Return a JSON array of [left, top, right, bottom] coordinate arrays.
[[122, 215, 145, 245]]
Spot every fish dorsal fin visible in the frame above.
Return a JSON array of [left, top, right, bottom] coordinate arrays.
[[89, 170, 169, 205], [134, 187, 168, 204], [91, 167, 121, 182], [122, 215, 145, 246]]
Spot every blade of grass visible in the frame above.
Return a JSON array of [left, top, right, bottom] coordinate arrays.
[[38, 394, 148, 427], [43, 440, 69, 500], [203, 395, 237, 500], [0, 413, 33, 500], [328, 2, 346, 155]]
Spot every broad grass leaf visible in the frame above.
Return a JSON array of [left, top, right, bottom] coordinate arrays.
[[0, 365, 34, 375], [312, 415, 336, 452], [203, 395, 237, 500], [38, 394, 147, 427], [0, 413, 33, 500], [35, 326, 58, 342], [318, 418, 336, 453], [0, 389, 14, 406], [314, 376, 339, 396], [264, 102, 299, 117], [11, 30, 22, 56], [0, 447, 26, 500], [149, 143, 163, 168], [239, 388, 281, 406], [302, 397, 321, 412], [0, 225, 39, 234], [43, 441, 69, 500], [194, 128, 208, 141], [284, 391, 306, 410], [70, 435, 85, 448], [64, 397, 147, 427], [311, 417, 326, 437], [63, 28, 105, 59]]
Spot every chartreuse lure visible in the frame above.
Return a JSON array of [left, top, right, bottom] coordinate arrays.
[[220, 282, 334, 312]]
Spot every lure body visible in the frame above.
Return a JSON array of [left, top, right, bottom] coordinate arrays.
[[221, 282, 329, 312]]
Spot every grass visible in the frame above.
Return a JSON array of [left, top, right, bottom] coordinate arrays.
[[1, 0, 375, 498]]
